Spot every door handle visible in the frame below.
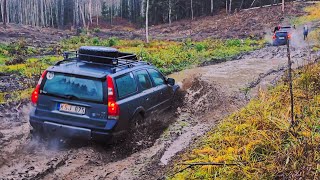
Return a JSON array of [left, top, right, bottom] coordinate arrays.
[[146, 97, 150, 101]]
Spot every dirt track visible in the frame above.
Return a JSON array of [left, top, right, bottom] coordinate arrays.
[[1, 38, 318, 179], [0, 2, 319, 178]]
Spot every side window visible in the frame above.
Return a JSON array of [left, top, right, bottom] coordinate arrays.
[[135, 70, 152, 91], [148, 69, 165, 86], [115, 73, 137, 98]]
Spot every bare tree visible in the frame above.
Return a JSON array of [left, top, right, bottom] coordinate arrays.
[[146, 0, 149, 43], [190, 0, 194, 20], [226, 0, 228, 14], [240, 0, 245, 10], [282, 0, 284, 12], [3, 0, 7, 27], [168, 0, 172, 25], [211, 0, 214, 15], [250, 0, 257, 7]]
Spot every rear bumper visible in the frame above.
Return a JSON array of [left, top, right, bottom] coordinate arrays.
[[273, 40, 287, 46], [29, 109, 125, 141]]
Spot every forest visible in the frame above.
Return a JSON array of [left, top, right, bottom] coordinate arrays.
[[0, 0, 287, 28]]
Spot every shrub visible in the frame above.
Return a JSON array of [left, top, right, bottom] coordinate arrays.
[[107, 37, 119, 47], [93, 28, 101, 33], [92, 37, 100, 45]]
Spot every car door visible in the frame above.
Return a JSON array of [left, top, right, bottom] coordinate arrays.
[[147, 68, 173, 112], [133, 69, 157, 117]]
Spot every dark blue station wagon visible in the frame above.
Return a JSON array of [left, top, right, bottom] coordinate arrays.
[[29, 46, 179, 141]]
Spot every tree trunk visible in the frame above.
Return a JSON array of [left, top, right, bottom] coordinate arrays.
[[96, 2, 99, 26], [145, 0, 149, 43], [211, 0, 214, 15], [229, 0, 232, 13], [226, 0, 228, 14], [190, 0, 194, 20], [80, 3, 86, 28], [250, 0, 257, 7], [168, 0, 172, 25], [3, 0, 7, 27], [282, 0, 285, 12], [240, 0, 245, 10]]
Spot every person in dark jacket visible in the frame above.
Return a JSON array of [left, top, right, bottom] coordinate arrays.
[[303, 25, 309, 40], [274, 25, 281, 33]]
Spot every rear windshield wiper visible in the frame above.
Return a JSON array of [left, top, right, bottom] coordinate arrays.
[[42, 91, 80, 100], [63, 94, 80, 100]]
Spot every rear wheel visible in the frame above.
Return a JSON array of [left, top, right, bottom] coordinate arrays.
[[129, 114, 146, 140], [125, 114, 147, 150]]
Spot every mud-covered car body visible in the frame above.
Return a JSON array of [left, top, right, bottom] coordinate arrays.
[[29, 46, 179, 141]]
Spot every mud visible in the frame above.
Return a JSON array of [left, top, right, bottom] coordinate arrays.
[[1, 41, 319, 179], [0, 74, 36, 93], [0, 24, 71, 47]]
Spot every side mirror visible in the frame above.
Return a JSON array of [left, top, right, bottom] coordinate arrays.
[[167, 78, 175, 86]]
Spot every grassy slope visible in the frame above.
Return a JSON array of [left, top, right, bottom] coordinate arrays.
[[60, 37, 264, 75], [0, 38, 264, 76], [171, 64, 320, 179], [170, 3, 320, 179]]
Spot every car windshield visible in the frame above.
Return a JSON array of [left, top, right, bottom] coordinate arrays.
[[41, 72, 104, 102], [276, 32, 288, 37]]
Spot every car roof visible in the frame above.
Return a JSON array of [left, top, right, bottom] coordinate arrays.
[[47, 58, 154, 79]]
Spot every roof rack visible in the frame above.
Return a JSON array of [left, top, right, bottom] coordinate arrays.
[[55, 48, 150, 73]]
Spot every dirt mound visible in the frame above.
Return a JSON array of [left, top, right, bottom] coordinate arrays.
[[138, 2, 306, 40], [0, 24, 71, 47]]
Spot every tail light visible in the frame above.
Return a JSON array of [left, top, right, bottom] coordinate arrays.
[[107, 75, 119, 120], [288, 34, 291, 39], [31, 70, 47, 106], [272, 35, 276, 39]]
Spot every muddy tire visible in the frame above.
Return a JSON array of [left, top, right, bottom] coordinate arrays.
[[125, 114, 147, 150], [130, 114, 145, 131], [129, 114, 146, 140]]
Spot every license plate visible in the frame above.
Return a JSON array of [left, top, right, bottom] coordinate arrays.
[[279, 37, 285, 40], [59, 103, 86, 115]]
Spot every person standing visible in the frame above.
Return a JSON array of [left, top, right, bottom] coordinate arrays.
[[303, 25, 309, 40], [274, 25, 281, 33]]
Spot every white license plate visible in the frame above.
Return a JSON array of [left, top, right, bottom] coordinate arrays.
[[59, 103, 86, 115], [279, 37, 285, 40]]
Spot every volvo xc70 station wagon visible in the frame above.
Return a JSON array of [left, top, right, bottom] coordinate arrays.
[[29, 46, 179, 141]]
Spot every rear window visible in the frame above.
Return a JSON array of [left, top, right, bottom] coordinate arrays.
[[115, 73, 137, 98], [41, 72, 104, 102], [276, 32, 288, 37]]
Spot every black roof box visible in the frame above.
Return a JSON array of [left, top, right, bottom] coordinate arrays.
[[78, 46, 118, 64]]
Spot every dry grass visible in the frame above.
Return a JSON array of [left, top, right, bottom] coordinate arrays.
[[170, 63, 320, 179], [292, 3, 320, 25]]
